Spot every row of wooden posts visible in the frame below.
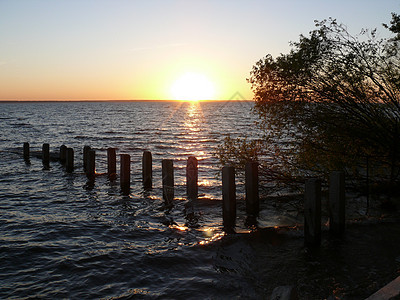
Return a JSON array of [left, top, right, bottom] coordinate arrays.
[[23, 142, 345, 245]]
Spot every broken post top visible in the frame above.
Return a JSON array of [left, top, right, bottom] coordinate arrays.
[[162, 159, 174, 203], [187, 156, 198, 166], [222, 165, 236, 233], [65, 147, 74, 173], [107, 148, 117, 178], [304, 178, 322, 247], [83, 145, 91, 171], [186, 156, 198, 199], [142, 151, 152, 189], [42, 143, 50, 164], [23, 142, 30, 160], [162, 159, 174, 182]]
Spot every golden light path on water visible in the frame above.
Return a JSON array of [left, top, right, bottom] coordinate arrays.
[[183, 101, 207, 159], [148, 100, 253, 246], [169, 223, 225, 246], [156, 100, 255, 246], [162, 100, 232, 245]]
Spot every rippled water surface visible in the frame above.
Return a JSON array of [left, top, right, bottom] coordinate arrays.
[[1, 101, 400, 299], [0, 101, 261, 299]]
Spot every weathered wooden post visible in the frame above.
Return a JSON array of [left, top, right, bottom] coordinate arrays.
[[222, 166, 236, 232], [59, 145, 67, 165], [142, 151, 152, 189], [107, 148, 117, 180], [83, 145, 91, 171], [86, 149, 96, 180], [329, 171, 345, 236], [245, 161, 259, 218], [66, 148, 74, 173], [23, 142, 30, 161], [162, 159, 174, 203], [186, 156, 198, 199], [120, 154, 130, 194], [304, 179, 321, 247], [42, 143, 50, 165]]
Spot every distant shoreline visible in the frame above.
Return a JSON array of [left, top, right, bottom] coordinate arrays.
[[0, 99, 253, 103]]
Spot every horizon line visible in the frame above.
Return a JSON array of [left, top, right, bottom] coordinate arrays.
[[0, 99, 254, 102]]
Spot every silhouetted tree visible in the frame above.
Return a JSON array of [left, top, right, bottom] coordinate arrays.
[[217, 14, 400, 194]]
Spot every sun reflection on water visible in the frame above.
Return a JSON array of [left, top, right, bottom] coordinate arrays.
[[169, 224, 189, 231], [198, 228, 225, 246], [184, 102, 202, 131], [198, 179, 212, 187], [182, 102, 210, 160]]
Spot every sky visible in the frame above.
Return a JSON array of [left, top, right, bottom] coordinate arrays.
[[0, 0, 399, 101]]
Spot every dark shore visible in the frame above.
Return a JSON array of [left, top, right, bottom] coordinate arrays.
[[214, 194, 400, 299]]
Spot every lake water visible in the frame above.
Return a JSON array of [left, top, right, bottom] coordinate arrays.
[[1, 101, 400, 299], [0, 100, 262, 299]]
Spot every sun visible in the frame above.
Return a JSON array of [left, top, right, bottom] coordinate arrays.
[[170, 72, 216, 101]]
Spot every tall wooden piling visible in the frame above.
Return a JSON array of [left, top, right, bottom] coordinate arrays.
[[142, 151, 152, 189], [304, 179, 321, 247], [120, 154, 131, 194], [83, 145, 91, 171], [66, 148, 74, 173], [162, 159, 174, 203], [59, 145, 67, 164], [107, 148, 117, 180], [222, 166, 236, 232], [42, 143, 50, 165], [329, 171, 345, 236], [245, 161, 259, 218], [186, 156, 198, 199], [23, 142, 30, 161], [86, 150, 96, 180]]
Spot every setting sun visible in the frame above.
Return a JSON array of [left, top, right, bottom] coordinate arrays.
[[170, 72, 216, 101]]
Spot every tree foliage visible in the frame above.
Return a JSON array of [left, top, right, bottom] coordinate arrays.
[[218, 14, 400, 193]]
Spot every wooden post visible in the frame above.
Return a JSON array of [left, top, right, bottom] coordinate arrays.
[[186, 156, 198, 199], [59, 145, 67, 165], [66, 148, 74, 173], [107, 148, 117, 180], [245, 161, 259, 218], [120, 154, 130, 194], [304, 179, 321, 247], [86, 149, 95, 180], [23, 142, 30, 161], [142, 151, 152, 189], [162, 159, 174, 203], [83, 145, 91, 171], [329, 171, 345, 236], [222, 166, 236, 232], [42, 143, 50, 165]]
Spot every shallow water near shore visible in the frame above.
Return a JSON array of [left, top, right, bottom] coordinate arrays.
[[0, 101, 399, 299]]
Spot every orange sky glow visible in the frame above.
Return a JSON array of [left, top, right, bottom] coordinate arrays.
[[0, 1, 398, 101]]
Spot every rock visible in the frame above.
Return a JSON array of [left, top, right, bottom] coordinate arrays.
[[365, 276, 400, 300], [270, 285, 298, 300]]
